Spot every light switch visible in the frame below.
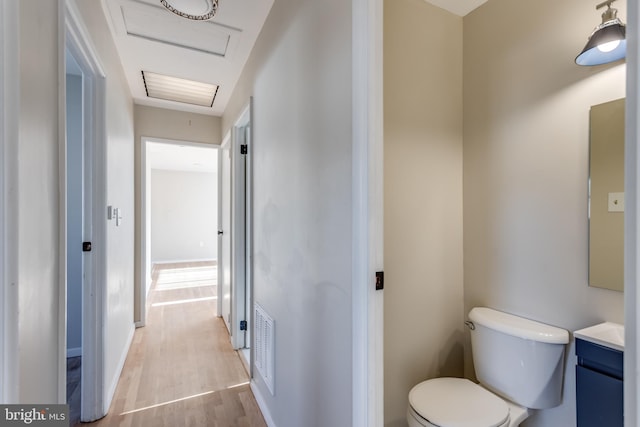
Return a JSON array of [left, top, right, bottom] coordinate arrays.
[[608, 192, 624, 212], [115, 208, 122, 226]]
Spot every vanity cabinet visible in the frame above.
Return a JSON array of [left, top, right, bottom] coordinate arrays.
[[575, 338, 623, 427]]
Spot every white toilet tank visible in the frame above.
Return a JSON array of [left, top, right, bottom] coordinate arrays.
[[468, 307, 569, 409]]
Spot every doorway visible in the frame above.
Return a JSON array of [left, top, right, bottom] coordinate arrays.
[[65, 49, 84, 426], [139, 138, 219, 324], [220, 102, 253, 367], [63, 5, 108, 421]]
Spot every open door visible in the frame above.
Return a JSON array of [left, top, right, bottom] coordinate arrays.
[[219, 102, 253, 352], [230, 104, 251, 351], [219, 135, 232, 333]]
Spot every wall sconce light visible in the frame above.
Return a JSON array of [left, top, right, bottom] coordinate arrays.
[[576, 0, 626, 66], [160, 0, 219, 21]]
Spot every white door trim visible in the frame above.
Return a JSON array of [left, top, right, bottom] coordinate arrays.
[[625, 0, 639, 425], [64, 0, 108, 420], [139, 137, 219, 326], [0, 0, 19, 404], [230, 102, 251, 350], [352, 0, 384, 424]]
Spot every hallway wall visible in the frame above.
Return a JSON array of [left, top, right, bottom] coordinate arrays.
[[74, 0, 136, 409], [17, 0, 63, 403], [222, 0, 354, 425]]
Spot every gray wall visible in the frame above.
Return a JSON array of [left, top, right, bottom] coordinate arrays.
[[66, 72, 83, 357], [75, 0, 136, 407], [222, 0, 353, 424], [17, 0, 135, 404], [383, 1, 464, 426], [463, 0, 626, 425], [18, 0, 63, 402], [150, 169, 218, 263]]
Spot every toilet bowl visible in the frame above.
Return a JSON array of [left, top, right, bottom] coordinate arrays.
[[406, 307, 569, 427], [407, 378, 529, 427]]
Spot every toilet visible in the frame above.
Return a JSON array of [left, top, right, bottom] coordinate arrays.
[[407, 307, 569, 427]]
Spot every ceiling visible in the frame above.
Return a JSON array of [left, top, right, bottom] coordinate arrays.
[[102, 0, 274, 116], [424, 0, 488, 16], [101, 0, 485, 118]]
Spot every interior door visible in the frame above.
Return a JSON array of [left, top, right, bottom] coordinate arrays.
[[220, 137, 232, 333], [244, 124, 252, 353], [230, 125, 247, 349]]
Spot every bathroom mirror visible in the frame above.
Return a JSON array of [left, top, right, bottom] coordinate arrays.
[[589, 98, 625, 292]]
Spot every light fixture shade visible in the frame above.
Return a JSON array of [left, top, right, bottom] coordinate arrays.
[[142, 71, 218, 107], [576, 20, 626, 66], [160, 0, 218, 20]]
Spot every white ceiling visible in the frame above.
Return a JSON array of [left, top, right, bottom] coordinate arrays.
[[101, 0, 485, 118], [424, 0, 488, 16], [102, 0, 274, 116]]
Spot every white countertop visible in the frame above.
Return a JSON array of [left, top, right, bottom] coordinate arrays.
[[574, 322, 624, 352]]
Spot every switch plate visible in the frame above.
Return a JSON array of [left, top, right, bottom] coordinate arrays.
[[608, 192, 625, 212], [115, 208, 122, 226]]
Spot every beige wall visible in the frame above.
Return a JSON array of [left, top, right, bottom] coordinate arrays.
[[134, 105, 221, 145], [463, 0, 626, 425], [383, 0, 464, 426], [133, 105, 221, 322]]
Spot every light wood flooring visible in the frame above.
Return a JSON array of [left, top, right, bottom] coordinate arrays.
[[83, 261, 266, 427]]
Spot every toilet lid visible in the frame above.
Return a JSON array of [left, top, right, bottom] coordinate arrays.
[[409, 378, 509, 427]]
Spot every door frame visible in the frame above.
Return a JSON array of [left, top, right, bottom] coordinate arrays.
[[0, 0, 19, 404], [62, 1, 108, 419], [138, 137, 219, 326], [352, 0, 384, 424], [229, 102, 252, 351], [625, 0, 640, 425]]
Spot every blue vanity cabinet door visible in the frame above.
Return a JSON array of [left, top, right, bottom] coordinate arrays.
[[575, 339, 623, 427], [576, 365, 623, 427]]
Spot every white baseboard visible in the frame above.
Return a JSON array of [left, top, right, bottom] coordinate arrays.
[[67, 347, 82, 358], [104, 323, 135, 411], [251, 381, 277, 427]]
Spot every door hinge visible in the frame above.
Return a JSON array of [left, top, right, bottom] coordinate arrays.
[[240, 320, 248, 331], [375, 271, 384, 290], [240, 144, 248, 155]]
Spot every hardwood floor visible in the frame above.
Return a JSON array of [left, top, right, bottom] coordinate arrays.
[[83, 261, 266, 427]]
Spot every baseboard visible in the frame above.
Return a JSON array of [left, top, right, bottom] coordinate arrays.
[[251, 381, 277, 427], [67, 347, 82, 358], [104, 323, 135, 412]]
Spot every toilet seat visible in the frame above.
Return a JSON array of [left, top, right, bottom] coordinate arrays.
[[408, 378, 509, 427]]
